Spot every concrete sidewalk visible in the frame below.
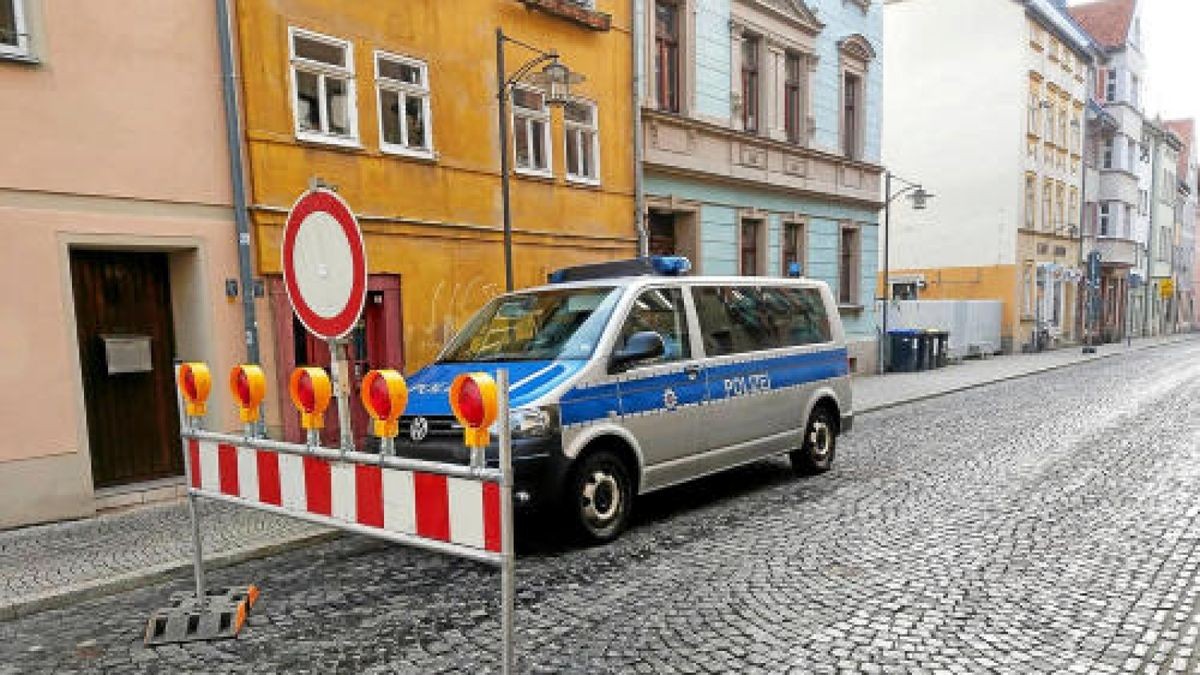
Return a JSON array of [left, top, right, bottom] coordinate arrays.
[[852, 333, 1197, 413], [0, 331, 1194, 621], [0, 499, 332, 620]]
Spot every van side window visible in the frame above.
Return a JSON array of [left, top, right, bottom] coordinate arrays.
[[778, 287, 832, 345], [694, 286, 772, 355], [695, 285, 831, 356], [616, 288, 692, 363]]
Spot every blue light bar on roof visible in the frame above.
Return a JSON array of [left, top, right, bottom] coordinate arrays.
[[547, 256, 693, 283], [649, 255, 692, 276]]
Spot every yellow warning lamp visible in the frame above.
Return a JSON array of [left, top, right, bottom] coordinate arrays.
[[229, 365, 267, 423], [449, 372, 498, 448], [288, 367, 332, 430], [360, 370, 408, 438], [178, 362, 212, 418]]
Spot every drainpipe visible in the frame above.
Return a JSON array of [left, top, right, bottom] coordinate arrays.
[[216, 0, 260, 364], [632, 0, 648, 256], [1145, 130, 1157, 337]]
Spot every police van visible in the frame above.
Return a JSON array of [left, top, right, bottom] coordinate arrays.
[[396, 257, 853, 542]]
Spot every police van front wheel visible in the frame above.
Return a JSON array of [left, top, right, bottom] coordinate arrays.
[[567, 451, 632, 544], [791, 407, 837, 475]]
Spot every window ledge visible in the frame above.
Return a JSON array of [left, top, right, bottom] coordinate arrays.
[[295, 131, 363, 151], [565, 175, 601, 189], [0, 51, 38, 65], [381, 145, 437, 163], [514, 167, 555, 182], [838, 304, 864, 314], [517, 0, 612, 31]]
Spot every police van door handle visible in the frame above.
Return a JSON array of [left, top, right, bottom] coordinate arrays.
[[684, 365, 701, 380]]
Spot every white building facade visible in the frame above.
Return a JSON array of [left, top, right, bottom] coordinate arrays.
[[883, 0, 1098, 352]]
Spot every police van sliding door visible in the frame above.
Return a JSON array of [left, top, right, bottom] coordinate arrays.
[[693, 285, 836, 460], [611, 288, 706, 477]]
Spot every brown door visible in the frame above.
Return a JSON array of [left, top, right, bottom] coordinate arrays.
[[270, 275, 404, 450], [70, 250, 181, 487]]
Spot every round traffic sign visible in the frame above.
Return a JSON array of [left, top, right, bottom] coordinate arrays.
[[281, 189, 367, 340]]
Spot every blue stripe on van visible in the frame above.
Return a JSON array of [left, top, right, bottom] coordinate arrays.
[[560, 347, 848, 426]]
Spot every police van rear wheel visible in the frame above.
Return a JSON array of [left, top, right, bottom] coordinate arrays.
[[791, 407, 837, 475], [568, 451, 632, 544]]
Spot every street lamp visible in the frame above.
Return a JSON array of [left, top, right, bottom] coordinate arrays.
[[495, 29, 583, 291], [879, 171, 934, 374]]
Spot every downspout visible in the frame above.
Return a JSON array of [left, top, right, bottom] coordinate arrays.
[[216, 0, 260, 364], [632, 0, 648, 256], [1145, 128, 1157, 337], [1078, 100, 1089, 346]]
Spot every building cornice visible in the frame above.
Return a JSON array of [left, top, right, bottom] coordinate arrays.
[[643, 108, 884, 174]]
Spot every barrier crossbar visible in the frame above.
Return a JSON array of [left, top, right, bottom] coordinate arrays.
[[182, 430, 505, 565]]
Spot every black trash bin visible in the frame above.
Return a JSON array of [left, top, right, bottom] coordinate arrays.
[[916, 330, 933, 371], [887, 329, 922, 372], [933, 330, 950, 367]]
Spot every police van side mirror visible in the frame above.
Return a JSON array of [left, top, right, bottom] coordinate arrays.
[[610, 331, 666, 372]]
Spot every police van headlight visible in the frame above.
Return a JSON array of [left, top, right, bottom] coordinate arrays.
[[509, 405, 559, 438]]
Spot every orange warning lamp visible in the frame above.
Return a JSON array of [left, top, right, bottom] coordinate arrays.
[[229, 365, 267, 423], [288, 367, 332, 430], [449, 372, 498, 448], [360, 370, 408, 438], [178, 362, 212, 417]]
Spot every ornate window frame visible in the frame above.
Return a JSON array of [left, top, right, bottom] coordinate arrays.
[[645, 0, 696, 115], [837, 33, 876, 160], [730, 0, 822, 144]]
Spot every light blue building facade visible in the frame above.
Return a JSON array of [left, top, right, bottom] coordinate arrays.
[[639, 0, 883, 371]]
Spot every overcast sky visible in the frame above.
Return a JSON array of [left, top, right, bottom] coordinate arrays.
[[1072, 0, 1199, 124], [1137, 0, 1197, 124]]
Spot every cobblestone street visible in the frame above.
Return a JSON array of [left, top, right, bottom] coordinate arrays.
[[2, 339, 1199, 674]]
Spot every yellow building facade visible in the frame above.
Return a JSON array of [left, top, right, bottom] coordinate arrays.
[[234, 0, 635, 383]]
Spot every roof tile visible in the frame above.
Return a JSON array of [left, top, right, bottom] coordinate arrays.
[[1068, 0, 1136, 49]]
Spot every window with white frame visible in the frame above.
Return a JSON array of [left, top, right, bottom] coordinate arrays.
[[1103, 137, 1115, 169], [563, 99, 599, 183], [1099, 202, 1112, 236], [0, 0, 30, 58], [1105, 68, 1118, 103], [376, 52, 432, 157], [512, 86, 551, 175], [290, 28, 357, 143]]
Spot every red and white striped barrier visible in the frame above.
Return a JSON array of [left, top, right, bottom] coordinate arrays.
[[187, 439, 502, 554]]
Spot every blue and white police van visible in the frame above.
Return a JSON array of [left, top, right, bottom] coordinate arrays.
[[396, 257, 853, 542]]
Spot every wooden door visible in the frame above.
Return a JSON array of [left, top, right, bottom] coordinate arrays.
[[70, 250, 181, 487]]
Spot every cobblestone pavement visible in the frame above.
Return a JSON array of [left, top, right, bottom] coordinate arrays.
[[2, 339, 1200, 673]]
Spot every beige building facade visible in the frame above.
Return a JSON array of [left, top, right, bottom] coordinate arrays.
[[0, 0, 261, 527]]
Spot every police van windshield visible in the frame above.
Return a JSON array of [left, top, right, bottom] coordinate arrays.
[[439, 287, 622, 362]]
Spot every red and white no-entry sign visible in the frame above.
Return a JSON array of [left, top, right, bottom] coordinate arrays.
[[282, 188, 367, 340]]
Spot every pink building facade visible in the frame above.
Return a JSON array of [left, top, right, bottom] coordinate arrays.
[[0, 0, 270, 526]]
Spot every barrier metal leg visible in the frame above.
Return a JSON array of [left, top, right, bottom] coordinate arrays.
[[187, 485, 207, 609], [497, 368, 515, 675], [145, 364, 258, 646]]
